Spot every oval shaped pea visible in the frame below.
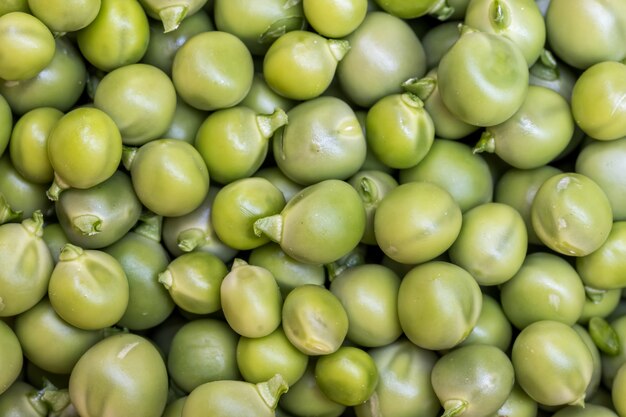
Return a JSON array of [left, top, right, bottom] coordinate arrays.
[[303, 0, 367, 38], [28, 0, 101, 33], [0, 320, 22, 395]]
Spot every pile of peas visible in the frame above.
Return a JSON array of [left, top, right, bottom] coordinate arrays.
[[0, 0, 625, 416]]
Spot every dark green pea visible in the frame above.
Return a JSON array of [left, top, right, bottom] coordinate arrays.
[[374, 182, 462, 265], [195, 106, 287, 184], [94, 63, 177, 146], [158, 251, 228, 315], [613, 363, 626, 417], [182, 374, 288, 417], [255, 167, 304, 203], [552, 404, 619, 417], [458, 294, 513, 351], [330, 264, 401, 347], [76, 0, 150, 72], [0, 320, 22, 395], [0, 211, 53, 317], [432, 344, 515, 417], [69, 333, 169, 417], [14, 298, 103, 375], [48, 244, 129, 330], [0, 12, 55, 81], [212, 177, 285, 251], [579, 288, 622, 324], [500, 252, 586, 329], [167, 318, 240, 393], [365, 93, 434, 169], [576, 222, 626, 290], [512, 320, 594, 407], [104, 217, 175, 330], [281, 284, 349, 356], [139, 0, 207, 33], [576, 137, 626, 221], [398, 261, 482, 350], [315, 346, 378, 407], [248, 242, 325, 297], [162, 396, 187, 417], [161, 96, 209, 144], [572, 323, 603, 400], [602, 315, 626, 389], [272, 96, 366, 185], [55, 170, 142, 249], [0, 37, 86, 115], [494, 165, 563, 245], [221, 259, 282, 338], [161, 186, 237, 262], [28, 0, 101, 33], [0, 0, 29, 16], [0, 154, 52, 220], [399, 139, 493, 212], [42, 222, 69, 263], [279, 362, 346, 417], [240, 73, 297, 115], [147, 311, 187, 358], [487, 383, 538, 417], [24, 361, 70, 391], [531, 172, 613, 256], [9, 107, 61, 184], [529, 49, 578, 102], [303, 0, 367, 37], [473, 85, 575, 169], [237, 327, 309, 386], [254, 179, 366, 265], [337, 11, 427, 108]]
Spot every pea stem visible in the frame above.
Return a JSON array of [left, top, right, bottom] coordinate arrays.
[[256, 374, 289, 410], [257, 108, 289, 139], [46, 173, 70, 201], [253, 214, 283, 243], [159, 4, 189, 33], [0, 194, 22, 224], [473, 131, 496, 154], [72, 215, 102, 236], [158, 270, 174, 289], [489, 0, 511, 29], [22, 210, 47, 238], [530, 49, 560, 81], [441, 399, 468, 417], [327, 39, 351, 62], [429, 0, 455, 20], [402, 76, 436, 102], [122, 146, 138, 171], [589, 316, 620, 356], [58, 243, 84, 262], [134, 211, 163, 242], [177, 228, 205, 252]]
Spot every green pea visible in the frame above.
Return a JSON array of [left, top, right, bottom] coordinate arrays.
[[139, 0, 207, 33], [0, 94, 11, 156], [212, 177, 285, 251], [600, 315, 626, 389], [0, 154, 52, 221], [254, 167, 305, 207], [195, 106, 288, 184], [511, 320, 594, 407], [398, 261, 482, 350], [487, 384, 538, 417], [272, 96, 366, 186], [421, 20, 461, 70], [373, 0, 453, 19], [161, 96, 209, 144], [374, 181, 462, 265], [28, 0, 101, 33], [42, 222, 69, 263], [552, 404, 619, 417], [431, 344, 515, 417], [0, 211, 53, 317], [76, 0, 149, 72], [182, 374, 288, 417], [281, 284, 349, 356], [458, 294, 513, 352], [613, 363, 626, 417], [576, 222, 626, 290], [531, 172, 613, 256], [240, 73, 296, 115], [0, 0, 29, 16], [172, 30, 253, 111], [168, 318, 240, 393], [303, 0, 366, 37], [579, 288, 622, 324], [0, 381, 47, 417], [48, 243, 129, 330], [158, 251, 228, 315], [0, 320, 22, 395], [254, 179, 366, 265], [162, 396, 187, 417], [529, 49, 578, 102], [572, 323, 603, 400]]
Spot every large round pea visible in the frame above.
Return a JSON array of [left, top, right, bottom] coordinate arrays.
[[48, 244, 129, 330], [571, 61, 626, 141], [126, 139, 210, 217], [28, 0, 101, 32], [69, 333, 169, 417], [0, 320, 22, 395], [374, 181, 462, 265], [172, 30, 253, 111], [500, 252, 586, 329], [281, 284, 349, 356], [303, 0, 367, 37], [449, 202, 527, 286], [458, 294, 513, 352], [511, 320, 594, 407], [76, 0, 150, 72], [431, 344, 515, 417], [398, 261, 482, 350], [0, 12, 55, 81], [576, 222, 626, 290], [138, 0, 207, 33], [254, 179, 366, 265], [531, 172, 613, 256], [94, 63, 177, 146], [437, 28, 529, 127]]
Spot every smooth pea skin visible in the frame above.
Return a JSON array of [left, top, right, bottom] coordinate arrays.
[[373, 0, 453, 19], [458, 294, 513, 352], [69, 333, 169, 417], [281, 284, 349, 356], [437, 28, 529, 127], [220, 259, 282, 338], [240, 73, 296, 116], [421, 20, 462, 70], [76, 0, 149, 72], [571, 61, 626, 141], [0, 12, 55, 81], [487, 384, 537, 417], [330, 263, 402, 347], [512, 320, 594, 407], [449, 202, 527, 286], [0, 154, 52, 221], [254, 179, 366, 265], [94, 63, 177, 146], [531, 172, 613, 256], [0, 320, 22, 395], [613, 363, 626, 417], [552, 404, 619, 417], [161, 95, 209, 144], [576, 221, 626, 290], [500, 252, 586, 329], [374, 181, 462, 265], [273, 96, 366, 185], [431, 344, 515, 417], [398, 261, 482, 351], [337, 11, 427, 108], [0, 95, 10, 156], [28, 0, 101, 32], [303, 0, 367, 37], [126, 139, 210, 217], [172, 30, 253, 111]]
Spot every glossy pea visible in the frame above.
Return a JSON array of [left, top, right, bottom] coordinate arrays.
[[576, 222, 626, 290], [240, 73, 297, 115], [613, 363, 626, 417], [303, 0, 367, 37], [0, 154, 52, 221], [421, 20, 462, 70], [42, 222, 69, 263], [28, 0, 101, 33], [0, 94, 11, 156], [0, 0, 29, 16], [0, 382, 48, 417], [552, 404, 619, 417], [0, 320, 22, 395], [255, 167, 304, 203], [573, 323, 603, 400], [600, 315, 626, 389], [579, 288, 622, 324], [139, 0, 207, 33], [528, 49, 578, 102], [458, 294, 513, 352], [161, 96, 209, 144], [373, 0, 453, 19], [487, 384, 537, 417]]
